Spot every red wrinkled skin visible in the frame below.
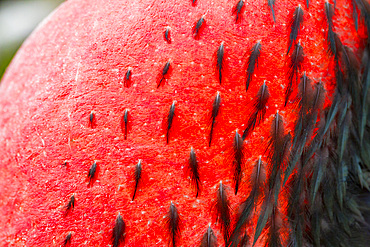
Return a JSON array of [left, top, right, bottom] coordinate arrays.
[[0, 0, 364, 246]]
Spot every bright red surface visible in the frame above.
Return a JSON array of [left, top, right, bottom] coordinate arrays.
[[0, 0, 364, 246]]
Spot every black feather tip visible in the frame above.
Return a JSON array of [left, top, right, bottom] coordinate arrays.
[[188, 148, 201, 198], [268, 0, 276, 23], [166, 202, 181, 247], [233, 0, 244, 23], [165, 26, 171, 43], [89, 111, 95, 128], [158, 60, 171, 88], [166, 101, 176, 144], [286, 42, 304, 106], [242, 81, 269, 140], [287, 5, 304, 55], [245, 41, 262, 92], [111, 213, 126, 247], [62, 232, 72, 246], [64, 194, 75, 215], [122, 109, 128, 140], [232, 130, 245, 195], [88, 161, 97, 185], [193, 15, 205, 38], [124, 67, 131, 87], [132, 160, 142, 201], [200, 225, 218, 247], [214, 181, 231, 246], [209, 91, 221, 147], [217, 42, 225, 84]]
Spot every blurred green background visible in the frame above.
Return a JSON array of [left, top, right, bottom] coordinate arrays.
[[0, 0, 64, 80]]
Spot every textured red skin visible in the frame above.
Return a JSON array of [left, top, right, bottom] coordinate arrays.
[[0, 0, 364, 246]]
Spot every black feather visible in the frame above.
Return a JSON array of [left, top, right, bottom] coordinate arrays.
[[89, 111, 95, 128], [132, 160, 142, 201], [242, 81, 270, 140], [286, 42, 304, 106], [165, 27, 171, 43], [166, 202, 181, 247], [306, 0, 310, 8], [325, 1, 338, 59], [188, 148, 201, 198], [193, 16, 205, 38], [166, 101, 176, 144], [232, 130, 245, 195], [88, 161, 97, 185], [65, 194, 75, 215], [123, 109, 128, 140], [253, 189, 274, 246], [214, 181, 231, 246], [352, 0, 359, 31], [238, 232, 249, 247], [63, 232, 72, 246], [287, 5, 304, 55], [268, 0, 276, 22], [284, 80, 325, 186], [217, 42, 225, 84], [229, 157, 266, 246], [245, 41, 262, 92], [200, 225, 218, 247], [233, 0, 244, 23], [355, 0, 370, 35], [124, 67, 131, 87], [158, 61, 171, 88], [265, 205, 282, 247], [268, 113, 291, 204], [209, 92, 221, 147], [112, 213, 126, 247]]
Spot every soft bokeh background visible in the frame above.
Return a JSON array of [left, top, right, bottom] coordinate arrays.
[[0, 0, 64, 80]]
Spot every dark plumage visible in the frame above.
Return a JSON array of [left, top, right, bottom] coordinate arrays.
[[209, 92, 221, 147], [193, 16, 205, 38], [216, 42, 224, 84], [132, 160, 142, 201], [166, 101, 176, 144], [232, 130, 245, 195], [63, 232, 72, 246], [124, 67, 131, 87], [188, 148, 201, 198], [200, 225, 218, 247], [286, 42, 304, 106], [88, 161, 97, 185], [165, 26, 171, 43], [233, 0, 244, 23], [111, 213, 125, 247], [229, 157, 266, 246], [245, 41, 262, 92], [89, 111, 95, 128], [287, 5, 304, 55], [166, 202, 181, 247], [122, 109, 128, 140], [65, 194, 75, 214], [242, 81, 269, 140], [158, 61, 171, 88], [268, 0, 276, 22], [214, 181, 231, 246]]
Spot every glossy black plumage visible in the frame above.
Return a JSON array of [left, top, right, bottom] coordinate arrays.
[[166, 101, 176, 144], [188, 148, 201, 198], [166, 202, 181, 247], [287, 5, 303, 55], [209, 92, 221, 147], [242, 81, 269, 140], [111, 214, 125, 247], [132, 160, 142, 201], [245, 41, 261, 92]]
